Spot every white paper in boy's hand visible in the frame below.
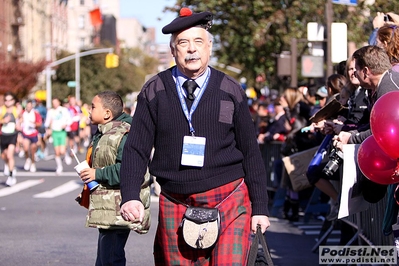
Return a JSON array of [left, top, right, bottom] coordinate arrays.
[[338, 144, 370, 219]]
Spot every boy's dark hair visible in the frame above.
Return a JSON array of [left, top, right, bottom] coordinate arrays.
[[97, 91, 123, 118]]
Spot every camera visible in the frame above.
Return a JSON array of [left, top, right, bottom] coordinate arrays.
[[384, 14, 392, 22], [323, 148, 343, 177]]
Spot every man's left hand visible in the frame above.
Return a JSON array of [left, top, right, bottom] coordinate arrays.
[[251, 215, 270, 233]]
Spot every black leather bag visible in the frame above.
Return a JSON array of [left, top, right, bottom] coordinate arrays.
[[247, 225, 274, 266]]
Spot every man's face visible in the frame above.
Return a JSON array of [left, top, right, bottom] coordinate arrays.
[[171, 27, 212, 79], [4, 96, 15, 107], [25, 102, 33, 112], [52, 99, 60, 108], [354, 60, 370, 89]]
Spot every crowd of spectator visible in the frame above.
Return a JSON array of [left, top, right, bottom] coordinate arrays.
[[248, 13, 399, 244]]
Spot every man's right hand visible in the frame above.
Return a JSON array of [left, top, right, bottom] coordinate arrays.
[[120, 200, 144, 223]]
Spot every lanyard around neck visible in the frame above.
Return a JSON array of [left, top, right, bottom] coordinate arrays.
[[176, 73, 210, 135]]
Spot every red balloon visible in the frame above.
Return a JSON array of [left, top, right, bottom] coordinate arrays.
[[370, 90, 399, 159], [357, 135, 399, 185]]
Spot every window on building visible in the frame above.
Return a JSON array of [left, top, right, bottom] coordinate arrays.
[[80, 37, 85, 48], [78, 15, 85, 29]]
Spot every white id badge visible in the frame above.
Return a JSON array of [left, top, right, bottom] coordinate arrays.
[[181, 136, 206, 167]]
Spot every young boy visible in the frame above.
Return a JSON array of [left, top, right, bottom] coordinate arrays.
[[78, 91, 150, 265]]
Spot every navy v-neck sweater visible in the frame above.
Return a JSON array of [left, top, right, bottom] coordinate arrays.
[[120, 67, 269, 216]]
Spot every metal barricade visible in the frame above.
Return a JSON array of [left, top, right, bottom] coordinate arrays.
[[259, 141, 283, 191], [312, 180, 393, 249], [346, 195, 393, 246]]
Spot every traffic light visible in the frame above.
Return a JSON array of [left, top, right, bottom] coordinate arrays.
[[105, 53, 119, 68]]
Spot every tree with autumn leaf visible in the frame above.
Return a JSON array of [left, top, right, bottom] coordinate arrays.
[[0, 60, 47, 100], [165, 0, 399, 90], [51, 46, 158, 104]]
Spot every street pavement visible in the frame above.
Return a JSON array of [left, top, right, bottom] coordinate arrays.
[[0, 147, 332, 265]]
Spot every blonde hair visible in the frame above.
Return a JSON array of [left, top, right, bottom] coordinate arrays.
[[283, 87, 303, 110]]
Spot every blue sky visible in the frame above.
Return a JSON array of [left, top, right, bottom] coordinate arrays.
[[119, 0, 177, 44]]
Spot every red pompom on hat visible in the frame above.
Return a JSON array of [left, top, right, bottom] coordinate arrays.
[[180, 7, 192, 17], [162, 8, 213, 34]]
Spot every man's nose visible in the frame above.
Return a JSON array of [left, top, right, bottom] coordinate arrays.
[[188, 41, 197, 51]]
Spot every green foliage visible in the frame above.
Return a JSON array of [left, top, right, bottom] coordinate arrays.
[[52, 47, 158, 104], [166, 0, 399, 89]]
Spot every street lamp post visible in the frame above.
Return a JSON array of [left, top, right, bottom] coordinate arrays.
[[326, 0, 333, 78], [75, 47, 80, 102], [45, 48, 114, 109]]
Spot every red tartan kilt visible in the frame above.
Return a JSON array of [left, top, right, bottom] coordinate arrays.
[[154, 178, 252, 265]]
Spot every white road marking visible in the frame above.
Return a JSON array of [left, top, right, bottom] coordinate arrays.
[[0, 179, 45, 197], [14, 172, 77, 177], [33, 180, 82, 198]]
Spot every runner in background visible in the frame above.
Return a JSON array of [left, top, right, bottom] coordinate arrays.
[[45, 98, 71, 175], [0, 92, 20, 186], [64, 96, 81, 164], [20, 100, 42, 172], [34, 99, 48, 160]]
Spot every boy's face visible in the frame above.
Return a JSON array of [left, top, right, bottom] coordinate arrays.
[[89, 95, 109, 125]]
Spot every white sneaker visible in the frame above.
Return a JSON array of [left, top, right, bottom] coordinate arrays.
[[5, 176, 16, 186], [18, 150, 25, 158], [24, 158, 32, 171], [30, 163, 36, 173], [3, 164, 10, 176], [64, 156, 72, 165], [56, 166, 63, 175]]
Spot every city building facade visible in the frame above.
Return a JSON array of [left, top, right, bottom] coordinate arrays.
[[0, 0, 170, 97]]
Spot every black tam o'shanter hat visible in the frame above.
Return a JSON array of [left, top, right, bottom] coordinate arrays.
[[162, 8, 213, 34]]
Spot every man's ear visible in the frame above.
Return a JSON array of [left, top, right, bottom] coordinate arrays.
[[363, 66, 370, 78], [171, 46, 176, 57]]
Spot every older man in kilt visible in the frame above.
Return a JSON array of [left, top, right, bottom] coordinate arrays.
[[120, 8, 270, 265]]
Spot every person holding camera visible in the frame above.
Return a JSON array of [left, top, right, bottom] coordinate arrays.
[[307, 75, 348, 221], [376, 24, 399, 72], [369, 12, 399, 46]]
